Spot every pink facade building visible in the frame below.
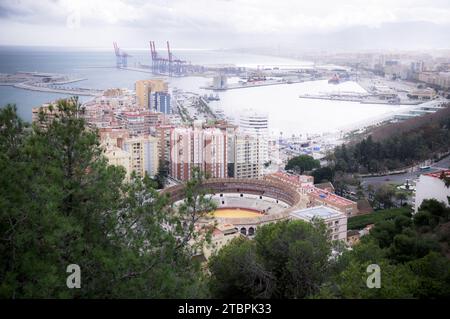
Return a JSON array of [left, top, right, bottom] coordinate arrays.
[[170, 127, 227, 181]]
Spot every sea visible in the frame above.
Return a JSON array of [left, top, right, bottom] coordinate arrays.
[[0, 46, 408, 137]]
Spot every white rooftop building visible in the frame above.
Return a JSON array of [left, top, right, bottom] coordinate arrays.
[[414, 170, 450, 213], [235, 109, 269, 179], [289, 206, 347, 241]]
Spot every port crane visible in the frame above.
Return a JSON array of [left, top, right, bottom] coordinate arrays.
[[113, 42, 131, 68], [149, 40, 189, 76]]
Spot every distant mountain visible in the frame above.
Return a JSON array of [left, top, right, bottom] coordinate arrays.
[[299, 21, 450, 51], [238, 21, 450, 53]]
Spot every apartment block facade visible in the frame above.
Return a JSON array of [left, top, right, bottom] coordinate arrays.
[[170, 127, 227, 181]]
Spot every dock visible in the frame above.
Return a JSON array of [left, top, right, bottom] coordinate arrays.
[[0, 72, 102, 96], [201, 79, 304, 91], [298, 93, 422, 105]]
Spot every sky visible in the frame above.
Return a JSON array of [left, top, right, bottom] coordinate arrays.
[[0, 0, 449, 51]]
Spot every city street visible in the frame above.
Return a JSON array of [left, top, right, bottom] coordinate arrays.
[[360, 154, 450, 189]]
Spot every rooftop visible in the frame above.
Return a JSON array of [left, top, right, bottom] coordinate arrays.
[[424, 169, 450, 179], [290, 205, 344, 221], [309, 186, 355, 206], [270, 172, 313, 185]]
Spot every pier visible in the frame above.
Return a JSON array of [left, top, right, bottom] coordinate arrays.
[[298, 93, 422, 105], [0, 72, 102, 96], [201, 79, 304, 91]]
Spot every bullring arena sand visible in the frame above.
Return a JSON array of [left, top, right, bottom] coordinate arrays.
[[211, 208, 263, 218]]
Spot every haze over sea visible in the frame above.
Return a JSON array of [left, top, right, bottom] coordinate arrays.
[[0, 46, 405, 136]]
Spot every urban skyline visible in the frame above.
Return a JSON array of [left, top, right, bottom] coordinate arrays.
[[1, 0, 450, 306]]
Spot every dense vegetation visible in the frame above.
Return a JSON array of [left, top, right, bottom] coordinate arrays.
[[318, 198, 450, 298], [330, 108, 450, 174], [210, 199, 450, 299], [285, 154, 320, 174], [347, 207, 411, 230], [0, 101, 214, 298], [208, 219, 332, 298]]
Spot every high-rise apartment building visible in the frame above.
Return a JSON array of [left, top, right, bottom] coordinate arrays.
[[154, 91, 171, 114], [115, 110, 164, 136], [170, 126, 227, 181], [234, 110, 269, 179], [156, 124, 174, 166], [104, 147, 132, 180], [234, 133, 261, 179], [135, 79, 171, 113], [123, 135, 159, 178], [204, 121, 238, 178]]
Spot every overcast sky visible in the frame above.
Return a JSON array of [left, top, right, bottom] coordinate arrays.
[[0, 0, 449, 50]]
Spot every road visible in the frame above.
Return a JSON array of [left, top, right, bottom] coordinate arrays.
[[360, 155, 450, 189]]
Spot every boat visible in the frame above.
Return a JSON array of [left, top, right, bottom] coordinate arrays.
[[328, 74, 340, 84], [207, 93, 220, 101]]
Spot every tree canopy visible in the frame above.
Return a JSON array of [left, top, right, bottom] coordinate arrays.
[[0, 101, 212, 298], [285, 155, 320, 174], [208, 219, 331, 299]]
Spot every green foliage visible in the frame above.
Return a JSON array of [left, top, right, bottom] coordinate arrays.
[[285, 155, 320, 174], [414, 199, 450, 231], [319, 259, 419, 299], [395, 191, 408, 206], [388, 231, 441, 263], [373, 185, 396, 209], [318, 198, 450, 299], [153, 159, 169, 189], [311, 166, 334, 183], [0, 101, 210, 298], [208, 237, 274, 299], [331, 118, 450, 173], [407, 252, 450, 298], [209, 220, 331, 299], [347, 207, 411, 230]]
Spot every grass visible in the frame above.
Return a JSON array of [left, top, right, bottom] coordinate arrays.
[[348, 206, 412, 230]]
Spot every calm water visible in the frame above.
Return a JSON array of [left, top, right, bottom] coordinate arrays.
[[0, 46, 403, 135]]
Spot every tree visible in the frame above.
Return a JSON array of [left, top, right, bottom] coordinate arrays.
[[414, 199, 450, 230], [285, 155, 320, 174], [395, 192, 408, 206], [153, 159, 169, 189], [0, 101, 211, 298], [311, 166, 334, 183], [408, 252, 450, 298], [208, 238, 275, 299], [318, 259, 419, 299], [373, 185, 396, 209], [172, 167, 217, 256], [263, 161, 272, 168], [209, 219, 331, 299], [318, 196, 450, 299], [356, 182, 365, 200], [333, 171, 353, 197]]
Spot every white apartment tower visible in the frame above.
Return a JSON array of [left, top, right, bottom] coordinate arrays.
[[235, 110, 269, 179]]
